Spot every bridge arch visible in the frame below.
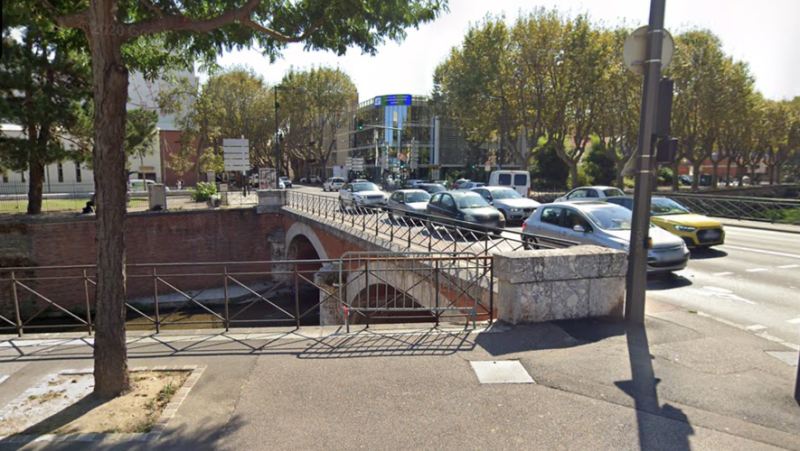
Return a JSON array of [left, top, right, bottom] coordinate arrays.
[[285, 222, 329, 261]]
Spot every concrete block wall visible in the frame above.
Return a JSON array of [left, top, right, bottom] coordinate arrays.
[[493, 245, 627, 324]]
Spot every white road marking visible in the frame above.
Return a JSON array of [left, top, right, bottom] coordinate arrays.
[[745, 324, 767, 331], [697, 312, 800, 351], [787, 317, 800, 325], [746, 268, 769, 273], [694, 286, 758, 305], [713, 271, 734, 277], [0, 375, 8, 385], [722, 245, 800, 260], [778, 264, 800, 269]]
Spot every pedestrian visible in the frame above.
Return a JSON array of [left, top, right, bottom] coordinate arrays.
[[177, 180, 183, 191]]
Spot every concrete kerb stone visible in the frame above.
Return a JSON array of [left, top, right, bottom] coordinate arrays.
[[0, 365, 206, 444]]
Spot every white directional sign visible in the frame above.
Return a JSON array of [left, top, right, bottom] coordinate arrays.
[[223, 139, 250, 171]]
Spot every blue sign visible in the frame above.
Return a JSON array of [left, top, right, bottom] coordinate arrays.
[[374, 95, 412, 108]]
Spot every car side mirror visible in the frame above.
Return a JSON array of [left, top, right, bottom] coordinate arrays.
[[573, 225, 586, 233]]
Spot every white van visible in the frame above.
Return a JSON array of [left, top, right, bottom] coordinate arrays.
[[488, 170, 531, 197]]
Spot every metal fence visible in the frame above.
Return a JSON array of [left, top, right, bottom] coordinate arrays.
[[0, 253, 493, 336], [284, 191, 577, 257], [663, 193, 800, 224]]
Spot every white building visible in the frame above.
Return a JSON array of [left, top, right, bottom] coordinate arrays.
[[1, 69, 197, 194]]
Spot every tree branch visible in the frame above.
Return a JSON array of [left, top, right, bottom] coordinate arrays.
[[138, 0, 165, 18]]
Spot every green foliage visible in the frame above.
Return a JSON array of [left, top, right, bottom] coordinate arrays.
[[191, 182, 217, 202], [125, 110, 159, 164], [530, 145, 569, 189], [657, 167, 674, 186], [199, 148, 224, 173], [583, 144, 616, 185]]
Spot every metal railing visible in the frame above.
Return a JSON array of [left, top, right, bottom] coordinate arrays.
[[284, 191, 577, 257], [663, 193, 800, 224], [0, 253, 493, 337]]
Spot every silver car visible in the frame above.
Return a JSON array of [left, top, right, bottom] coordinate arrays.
[[554, 186, 625, 203], [523, 201, 690, 274], [386, 189, 430, 219], [471, 186, 540, 223], [338, 181, 387, 209]]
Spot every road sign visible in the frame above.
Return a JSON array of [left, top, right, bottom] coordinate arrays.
[[223, 139, 249, 171], [623, 25, 675, 76]]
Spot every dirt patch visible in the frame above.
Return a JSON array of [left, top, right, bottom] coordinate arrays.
[[1, 371, 189, 436]]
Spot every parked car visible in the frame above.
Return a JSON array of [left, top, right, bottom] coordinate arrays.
[[451, 179, 471, 190], [386, 189, 431, 220], [279, 176, 292, 189], [603, 196, 725, 248], [678, 175, 692, 186], [130, 179, 158, 192], [454, 181, 485, 191], [488, 170, 531, 197], [426, 191, 505, 235], [417, 183, 447, 195], [338, 181, 387, 209], [402, 179, 426, 189], [554, 186, 625, 203], [523, 201, 690, 274], [323, 177, 346, 192], [300, 175, 322, 183], [471, 186, 540, 223]]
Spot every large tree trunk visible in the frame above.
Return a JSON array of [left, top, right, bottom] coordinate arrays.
[[725, 160, 732, 187], [691, 162, 701, 191], [670, 160, 680, 192], [27, 157, 45, 215], [569, 163, 579, 190], [88, 0, 131, 398], [711, 161, 720, 188]]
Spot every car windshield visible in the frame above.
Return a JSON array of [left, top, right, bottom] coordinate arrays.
[[422, 184, 445, 193], [353, 182, 380, 192], [583, 206, 633, 230], [603, 188, 625, 197], [457, 193, 490, 209], [405, 192, 430, 203], [651, 198, 692, 215], [491, 189, 522, 200]]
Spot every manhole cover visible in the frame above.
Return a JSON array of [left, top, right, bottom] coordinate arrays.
[[765, 351, 798, 366], [470, 360, 534, 384]]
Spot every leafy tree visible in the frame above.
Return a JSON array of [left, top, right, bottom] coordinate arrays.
[[41, 0, 448, 397], [279, 66, 357, 179], [583, 141, 616, 186], [530, 144, 569, 189], [0, 1, 91, 214]]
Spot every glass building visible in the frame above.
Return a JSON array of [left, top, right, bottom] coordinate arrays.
[[332, 94, 477, 182]]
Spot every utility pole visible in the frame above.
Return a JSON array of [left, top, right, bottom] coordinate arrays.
[[625, 0, 667, 323], [273, 86, 280, 189], [498, 95, 506, 170]]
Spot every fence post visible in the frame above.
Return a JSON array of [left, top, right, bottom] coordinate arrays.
[[362, 210, 366, 232], [489, 257, 494, 325], [223, 266, 230, 332], [153, 267, 161, 334], [294, 265, 301, 330], [434, 261, 440, 327], [364, 260, 370, 329], [83, 269, 93, 335], [11, 271, 23, 338]]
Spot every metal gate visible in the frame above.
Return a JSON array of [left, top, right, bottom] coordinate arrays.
[[337, 252, 489, 328]]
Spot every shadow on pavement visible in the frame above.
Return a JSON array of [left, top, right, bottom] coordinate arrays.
[[689, 248, 728, 260], [615, 325, 693, 451], [646, 273, 693, 291]]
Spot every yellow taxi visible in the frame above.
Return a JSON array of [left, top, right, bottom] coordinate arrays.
[[604, 196, 725, 248]]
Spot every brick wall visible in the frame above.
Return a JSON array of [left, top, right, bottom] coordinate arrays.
[[0, 209, 283, 316]]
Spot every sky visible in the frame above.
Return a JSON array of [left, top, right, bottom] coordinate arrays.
[[201, 0, 800, 102]]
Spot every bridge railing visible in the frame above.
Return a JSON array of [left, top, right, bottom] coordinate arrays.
[[285, 191, 577, 257], [663, 193, 800, 224], [0, 254, 494, 337]]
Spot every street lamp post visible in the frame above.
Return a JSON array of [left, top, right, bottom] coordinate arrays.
[[273, 85, 306, 188]]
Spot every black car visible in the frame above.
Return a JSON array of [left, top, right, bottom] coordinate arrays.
[[417, 183, 447, 194], [426, 191, 505, 236]]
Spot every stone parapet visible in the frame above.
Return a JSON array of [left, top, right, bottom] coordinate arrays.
[[494, 245, 626, 324], [256, 190, 287, 213]]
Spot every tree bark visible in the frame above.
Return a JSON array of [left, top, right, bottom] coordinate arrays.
[[88, 0, 131, 398], [711, 161, 720, 188], [27, 151, 46, 215], [725, 160, 732, 187], [691, 162, 701, 191], [569, 163, 579, 190], [670, 160, 680, 192]]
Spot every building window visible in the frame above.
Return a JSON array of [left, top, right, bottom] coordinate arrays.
[[21, 171, 26, 183], [57, 163, 64, 183], [75, 163, 82, 183]]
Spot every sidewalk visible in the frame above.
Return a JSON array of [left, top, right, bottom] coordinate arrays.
[[0, 302, 798, 450], [716, 217, 800, 234]]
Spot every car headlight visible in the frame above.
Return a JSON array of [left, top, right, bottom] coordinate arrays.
[[674, 225, 696, 232], [463, 214, 478, 223], [509, 208, 521, 212]]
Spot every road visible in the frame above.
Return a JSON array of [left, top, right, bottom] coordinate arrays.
[[294, 184, 800, 347]]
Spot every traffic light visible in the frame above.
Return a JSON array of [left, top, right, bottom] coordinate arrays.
[[357, 120, 364, 130]]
